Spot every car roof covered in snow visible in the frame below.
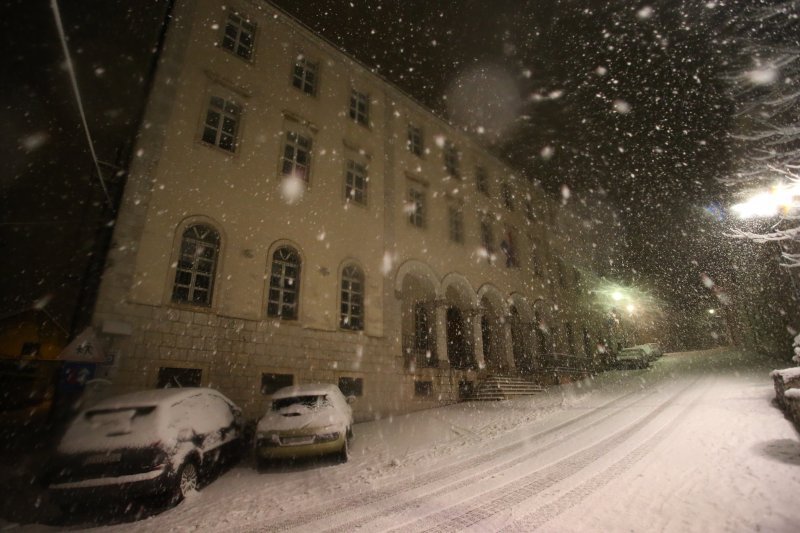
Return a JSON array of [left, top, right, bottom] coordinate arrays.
[[86, 387, 217, 411], [271, 383, 341, 399]]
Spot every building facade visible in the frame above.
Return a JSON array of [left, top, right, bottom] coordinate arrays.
[[92, 0, 630, 420]]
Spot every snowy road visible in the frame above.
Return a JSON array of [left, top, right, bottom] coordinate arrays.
[[71, 349, 800, 531]]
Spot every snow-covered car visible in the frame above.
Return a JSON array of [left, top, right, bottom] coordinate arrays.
[[255, 383, 354, 466], [615, 347, 650, 369], [47, 387, 243, 511], [642, 343, 664, 360]]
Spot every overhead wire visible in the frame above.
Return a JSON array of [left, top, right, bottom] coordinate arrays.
[[50, 0, 115, 211]]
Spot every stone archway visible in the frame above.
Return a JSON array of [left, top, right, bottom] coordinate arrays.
[[396, 260, 441, 369]]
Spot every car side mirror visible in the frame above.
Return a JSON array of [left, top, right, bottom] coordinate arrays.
[[346, 395, 356, 404]]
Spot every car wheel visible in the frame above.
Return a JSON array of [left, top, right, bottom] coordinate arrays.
[[170, 460, 199, 505], [338, 433, 350, 463]]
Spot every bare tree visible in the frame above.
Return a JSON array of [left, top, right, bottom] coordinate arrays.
[[724, 1, 800, 269]]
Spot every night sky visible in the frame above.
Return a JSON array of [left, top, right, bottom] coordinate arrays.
[[0, 0, 782, 335]]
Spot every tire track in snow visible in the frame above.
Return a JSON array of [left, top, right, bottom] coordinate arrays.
[[501, 377, 713, 531], [321, 389, 660, 533], [395, 378, 702, 533], [260, 388, 645, 532]]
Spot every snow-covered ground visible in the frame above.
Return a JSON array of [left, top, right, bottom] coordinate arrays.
[[7, 348, 800, 532]]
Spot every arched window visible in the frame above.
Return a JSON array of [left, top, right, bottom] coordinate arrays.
[[340, 264, 364, 330], [268, 247, 301, 319], [172, 224, 220, 306]]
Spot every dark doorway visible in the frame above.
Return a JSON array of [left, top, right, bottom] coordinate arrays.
[[446, 307, 473, 369]]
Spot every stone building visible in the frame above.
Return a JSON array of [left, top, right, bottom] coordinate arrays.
[[92, 0, 629, 420]]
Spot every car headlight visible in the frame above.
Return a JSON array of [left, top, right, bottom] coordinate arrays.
[[315, 432, 340, 443]]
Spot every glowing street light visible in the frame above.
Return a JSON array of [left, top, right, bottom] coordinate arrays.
[[731, 182, 800, 219], [612, 291, 623, 301], [626, 303, 635, 313], [708, 309, 716, 315]]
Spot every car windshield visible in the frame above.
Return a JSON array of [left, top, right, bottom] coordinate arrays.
[[273, 395, 329, 411]]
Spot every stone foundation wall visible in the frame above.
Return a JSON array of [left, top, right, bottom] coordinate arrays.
[[95, 302, 462, 421]]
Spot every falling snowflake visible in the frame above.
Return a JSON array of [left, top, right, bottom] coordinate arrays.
[[613, 99, 631, 114], [280, 176, 305, 204]]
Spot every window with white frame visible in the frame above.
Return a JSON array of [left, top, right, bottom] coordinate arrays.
[[349, 90, 369, 125], [281, 131, 312, 183], [444, 141, 460, 178], [407, 124, 423, 156], [344, 160, 368, 205], [268, 246, 301, 319], [340, 264, 364, 330], [408, 186, 426, 228], [220, 11, 255, 60], [201, 96, 240, 152], [448, 205, 464, 244], [292, 56, 317, 95], [172, 224, 220, 306]]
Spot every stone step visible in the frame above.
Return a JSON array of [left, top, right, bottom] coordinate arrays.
[[464, 374, 545, 401]]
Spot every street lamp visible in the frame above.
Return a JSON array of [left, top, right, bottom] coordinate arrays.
[[731, 182, 800, 219], [612, 291, 623, 301]]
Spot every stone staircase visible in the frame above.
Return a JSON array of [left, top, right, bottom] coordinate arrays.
[[465, 375, 545, 401]]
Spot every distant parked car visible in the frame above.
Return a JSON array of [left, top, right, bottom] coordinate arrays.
[[255, 383, 354, 466], [643, 343, 664, 360], [48, 388, 243, 511], [616, 347, 650, 369]]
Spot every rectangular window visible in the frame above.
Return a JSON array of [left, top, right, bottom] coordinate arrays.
[[344, 160, 368, 205], [448, 206, 464, 244], [557, 260, 567, 288], [338, 377, 364, 397], [444, 141, 460, 178], [292, 56, 317, 95], [20, 342, 41, 357], [407, 124, 423, 156], [349, 90, 369, 125], [480, 215, 494, 254], [281, 131, 312, 183], [501, 226, 518, 268], [261, 373, 294, 395], [476, 166, 489, 195], [408, 187, 426, 228], [414, 381, 433, 397], [502, 183, 514, 210], [202, 96, 240, 152], [157, 367, 202, 388], [531, 240, 543, 276], [220, 11, 255, 60], [565, 322, 576, 355]]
